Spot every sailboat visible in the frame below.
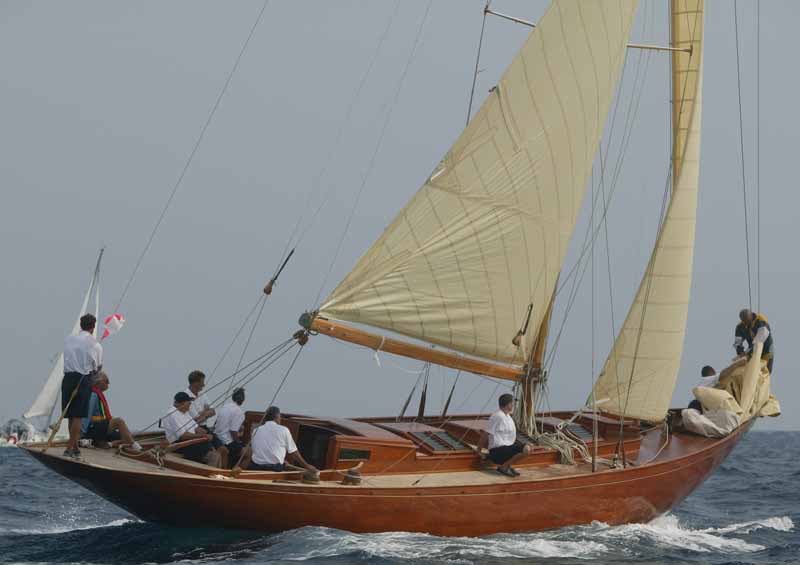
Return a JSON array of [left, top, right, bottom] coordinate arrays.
[[7, 249, 104, 445], [23, 0, 779, 535]]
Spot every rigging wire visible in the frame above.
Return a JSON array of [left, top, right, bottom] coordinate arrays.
[[312, 0, 434, 307], [465, 1, 490, 126], [734, 0, 754, 310], [276, 1, 403, 265], [206, 295, 264, 383], [756, 0, 761, 312], [112, 0, 270, 313], [225, 293, 269, 395]]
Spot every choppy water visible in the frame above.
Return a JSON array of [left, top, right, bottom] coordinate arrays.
[[0, 431, 797, 564]]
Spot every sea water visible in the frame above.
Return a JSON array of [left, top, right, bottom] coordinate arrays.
[[0, 431, 797, 564]]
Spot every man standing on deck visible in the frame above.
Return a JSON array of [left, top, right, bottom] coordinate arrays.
[[477, 393, 532, 477], [62, 314, 103, 458], [734, 309, 774, 373]]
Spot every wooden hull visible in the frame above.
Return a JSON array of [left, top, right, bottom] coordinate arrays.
[[22, 420, 752, 536]]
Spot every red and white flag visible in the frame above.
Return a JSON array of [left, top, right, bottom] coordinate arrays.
[[101, 313, 125, 341]]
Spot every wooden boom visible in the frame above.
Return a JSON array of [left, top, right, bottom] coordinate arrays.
[[307, 317, 525, 382]]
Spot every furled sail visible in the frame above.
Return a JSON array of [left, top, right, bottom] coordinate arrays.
[[320, 0, 639, 365], [24, 250, 102, 430], [592, 0, 704, 422]]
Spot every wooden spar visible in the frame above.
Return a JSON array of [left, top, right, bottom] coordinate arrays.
[[521, 291, 556, 429], [307, 317, 525, 382]]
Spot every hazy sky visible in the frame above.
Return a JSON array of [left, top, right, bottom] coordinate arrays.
[[1, 1, 796, 431]]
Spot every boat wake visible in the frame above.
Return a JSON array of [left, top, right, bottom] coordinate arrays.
[[0, 517, 136, 536], [261, 514, 794, 563]]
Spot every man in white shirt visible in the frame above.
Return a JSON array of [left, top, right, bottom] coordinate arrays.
[[186, 370, 215, 425], [234, 406, 317, 474], [214, 387, 246, 464], [162, 391, 222, 467], [477, 393, 532, 477], [62, 314, 104, 458]]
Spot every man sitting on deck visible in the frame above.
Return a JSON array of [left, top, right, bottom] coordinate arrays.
[[214, 387, 246, 466], [162, 391, 224, 467], [477, 393, 532, 477], [81, 372, 142, 451], [234, 406, 318, 474]]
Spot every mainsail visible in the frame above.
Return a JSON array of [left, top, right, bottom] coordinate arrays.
[[592, 0, 704, 422], [24, 250, 103, 431], [320, 0, 639, 366]]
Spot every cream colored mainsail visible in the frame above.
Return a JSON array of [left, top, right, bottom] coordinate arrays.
[[592, 0, 704, 421], [321, 0, 639, 365]]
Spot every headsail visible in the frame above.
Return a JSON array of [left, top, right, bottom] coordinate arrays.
[[320, 0, 639, 366], [592, 0, 704, 422], [24, 250, 103, 430]]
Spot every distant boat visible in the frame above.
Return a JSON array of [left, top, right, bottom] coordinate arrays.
[[17, 249, 103, 444], [23, 0, 779, 535]]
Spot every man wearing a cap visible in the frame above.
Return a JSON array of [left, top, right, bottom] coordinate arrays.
[[162, 391, 222, 467]]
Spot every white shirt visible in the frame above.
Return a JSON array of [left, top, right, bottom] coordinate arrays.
[[214, 401, 245, 445], [63, 331, 103, 375], [251, 421, 297, 465], [697, 375, 719, 389], [486, 410, 517, 449], [162, 408, 197, 443], [185, 388, 211, 421]]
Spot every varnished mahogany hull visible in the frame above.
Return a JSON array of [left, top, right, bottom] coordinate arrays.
[[23, 421, 752, 536]]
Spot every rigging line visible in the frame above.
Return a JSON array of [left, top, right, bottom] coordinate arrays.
[[267, 344, 305, 408], [226, 292, 269, 395], [734, 0, 754, 310], [465, 1, 490, 127], [312, 0, 434, 308], [112, 0, 270, 314], [164, 340, 298, 438], [756, 0, 761, 311], [621, 6, 702, 422], [278, 1, 402, 263], [207, 295, 266, 382], [137, 337, 295, 433]]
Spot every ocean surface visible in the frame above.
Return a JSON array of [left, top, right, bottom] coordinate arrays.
[[0, 431, 797, 564]]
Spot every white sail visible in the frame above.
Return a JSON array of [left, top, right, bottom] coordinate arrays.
[[24, 251, 102, 430], [321, 0, 639, 365], [592, 0, 704, 422]]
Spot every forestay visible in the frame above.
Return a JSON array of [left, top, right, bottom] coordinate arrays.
[[593, 0, 704, 422], [321, 0, 638, 365]]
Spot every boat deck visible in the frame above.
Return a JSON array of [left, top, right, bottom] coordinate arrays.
[[27, 423, 721, 490]]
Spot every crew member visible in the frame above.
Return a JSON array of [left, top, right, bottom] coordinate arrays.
[[162, 391, 224, 467], [81, 372, 142, 451], [734, 309, 774, 373], [62, 314, 103, 458], [477, 393, 532, 477], [234, 406, 317, 473], [688, 365, 718, 411], [185, 370, 215, 425], [214, 387, 246, 466]]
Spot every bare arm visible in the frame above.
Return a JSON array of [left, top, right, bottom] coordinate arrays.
[[287, 451, 318, 473]]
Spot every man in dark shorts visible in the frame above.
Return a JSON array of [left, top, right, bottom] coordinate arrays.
[[62, 314, 103, 458], [162, 391, 221, 467], [476, 393, 532, 477], [81, 372, 141, 451]]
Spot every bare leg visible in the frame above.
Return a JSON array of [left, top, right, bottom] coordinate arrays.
[[68, 418, 82, 451], [218, 446, 229, 469], [498, 444, 532, 471], [111, 417, 135, 445]]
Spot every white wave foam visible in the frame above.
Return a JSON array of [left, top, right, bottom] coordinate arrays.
[[588, 513, 780, 553], [275, 527, 607, 562], [705, 515, 794, 535], [2, 518, 137, 535]]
